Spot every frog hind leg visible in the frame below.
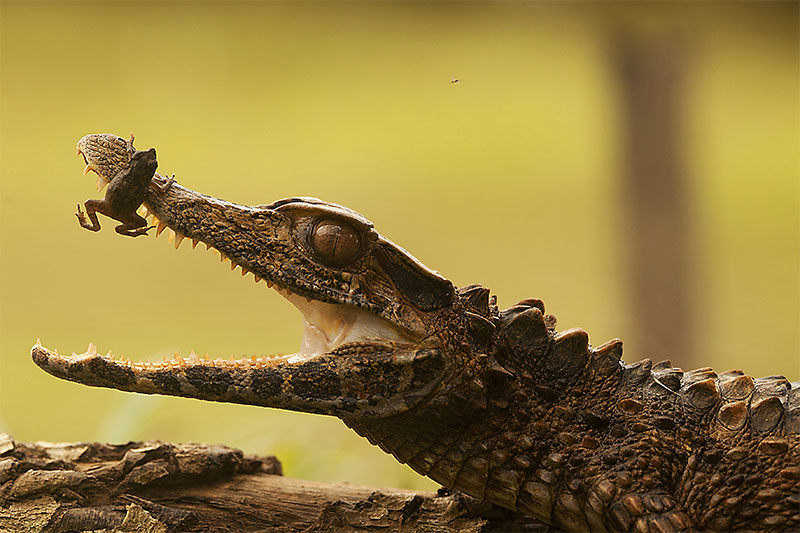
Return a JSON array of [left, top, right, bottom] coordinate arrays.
[[114, 212, 154, 237], [75, 200, 104, 232]]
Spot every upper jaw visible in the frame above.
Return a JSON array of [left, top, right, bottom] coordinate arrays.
[[68, 133, 451, 366], [141, 174, 433, 340], [76, 133, 135, 191]]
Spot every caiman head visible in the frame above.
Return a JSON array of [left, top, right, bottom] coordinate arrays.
[[36, 134, 599, 512], [35, 134, 495, 420], [76, 133, 135, 192]]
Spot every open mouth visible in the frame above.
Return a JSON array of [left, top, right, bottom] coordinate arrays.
[[34, 222, 418, 371], [76, 133, 135, 194], [36, 134, 445, 384], [78, 150, 110, 193], [37, 185, 419, 372]]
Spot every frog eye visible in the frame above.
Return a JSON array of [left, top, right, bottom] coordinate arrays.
[[309, 219, 362, 267]]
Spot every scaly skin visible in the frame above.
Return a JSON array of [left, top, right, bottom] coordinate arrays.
[[33, 134, 799, 532]]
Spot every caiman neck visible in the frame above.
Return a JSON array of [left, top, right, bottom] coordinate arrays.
[[343, 338, 628, 523]]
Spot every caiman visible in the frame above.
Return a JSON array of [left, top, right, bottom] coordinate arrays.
[[32, 133, 799, 532]]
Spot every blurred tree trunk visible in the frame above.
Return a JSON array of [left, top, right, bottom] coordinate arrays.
[[614, 32, 695, 368]]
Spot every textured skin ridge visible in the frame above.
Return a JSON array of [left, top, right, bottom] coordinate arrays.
[[346, 292, 799, 531], [32, 135, 799, 532]]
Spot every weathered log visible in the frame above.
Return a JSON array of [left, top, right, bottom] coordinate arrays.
[[0, 434, 546, 532]]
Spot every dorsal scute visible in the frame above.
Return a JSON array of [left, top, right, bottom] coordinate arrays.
[[719, 373, 754, 400], [682, 376, 721, 411], [464, 311, 496, 347], [652, 365, 683, 392], [709, 370, 798, 435], [749, 375, 792, 433], [589, 339, 623, 377], [785, 386, 800, 433], [502, 307, 549, 349], [623, 359, 653, 385], [752, 375, 792, 402], [546, 328, 590, 376], [457, 284, 491, 317], [456, 285, 498, 348], [497, 301, 553, 363]]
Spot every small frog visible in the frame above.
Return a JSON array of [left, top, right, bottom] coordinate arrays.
[[75, 148, 158, 237]]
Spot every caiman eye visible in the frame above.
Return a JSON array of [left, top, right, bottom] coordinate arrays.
[[309, 219, 362, 267]]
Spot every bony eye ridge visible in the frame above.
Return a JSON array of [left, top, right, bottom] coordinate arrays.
[[309, 218, 361, 267]]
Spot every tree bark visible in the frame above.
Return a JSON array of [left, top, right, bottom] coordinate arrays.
[[0, 434, 546, 532]]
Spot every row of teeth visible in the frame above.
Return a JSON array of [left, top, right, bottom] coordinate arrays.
[[82, 165, 305, 297], [143, 204, 309, 300], [74, 167, 307, 367], [35, 339, 289, 370], [85, 164, 110, 192]]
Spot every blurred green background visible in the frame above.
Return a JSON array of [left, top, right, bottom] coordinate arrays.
[[1, 2, 797, 492]]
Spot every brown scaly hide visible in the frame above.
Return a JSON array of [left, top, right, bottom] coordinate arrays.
[[32, 134, 800, 532], [346, 291, 799, 531]]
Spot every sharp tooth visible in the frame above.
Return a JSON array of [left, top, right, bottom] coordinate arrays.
[[191, 238, 199, 249], [35, 338, 42, 347], [241, 267, 249, 276], [230, 261, 237, 271], [254, 275, 261, 283], [267, 281, 273, 288], [167, 229, 176, 242], [220, 254, 228, 263], [96, 176, 108, 192], [156, 221, 167, 236], [204, 243, 211, 250], [174, 232, 185, 249], [151, 214, 160, 225], [87, 342, 97, 355], [189, 350, 198, 362], [83, 164, 92, 176], [106, 351, 113, 359], [142, 206, 150, 218]]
